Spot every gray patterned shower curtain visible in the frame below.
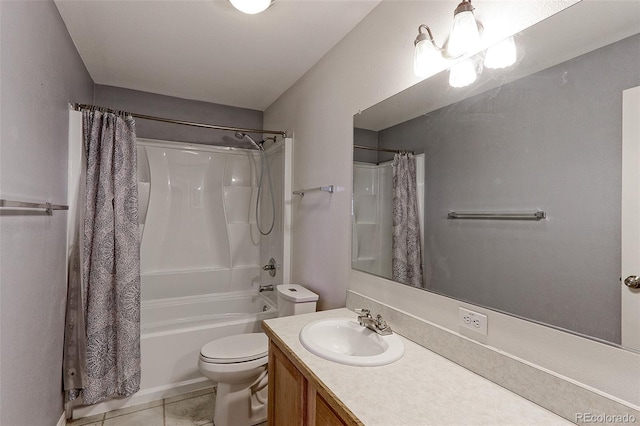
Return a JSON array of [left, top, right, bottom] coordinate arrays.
[[392, 153, 424, 288], [63, 110, 141, 405]]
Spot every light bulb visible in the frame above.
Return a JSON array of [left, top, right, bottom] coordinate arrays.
[[448, 2, 481, 57], [484, 36, 516, 69], [414, 39, 438, 77], [229, 0, 272, 14], [449, 58, 477, 88]]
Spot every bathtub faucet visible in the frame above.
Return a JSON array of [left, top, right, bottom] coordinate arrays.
[[259, 285, 274, 292]]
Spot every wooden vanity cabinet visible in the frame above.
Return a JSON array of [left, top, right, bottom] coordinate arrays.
[[267, 339, 362, 426]]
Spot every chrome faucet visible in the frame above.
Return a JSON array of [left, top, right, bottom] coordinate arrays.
[[259, 284, 274, 292], [263, 258, 277, 277], [355, 309, 393, 335]]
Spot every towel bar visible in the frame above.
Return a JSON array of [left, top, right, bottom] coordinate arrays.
[[447, 211, 546, 220], [293, 185, 334, 197], [0, 198, 69, 215]]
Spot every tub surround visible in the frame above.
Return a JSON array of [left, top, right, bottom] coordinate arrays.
[[263, 309, 571, 425], [346, 291, 640, 424]]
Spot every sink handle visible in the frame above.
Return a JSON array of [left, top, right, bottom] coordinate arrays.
[[376, 314, 388, 328], [355, 308, 371, 317]]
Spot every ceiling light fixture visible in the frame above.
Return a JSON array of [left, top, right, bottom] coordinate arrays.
[[413, 1, 516, 87], [229, 0, 273, 14]]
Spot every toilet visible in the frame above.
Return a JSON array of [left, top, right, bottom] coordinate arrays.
[[198, 284, 319, 426]]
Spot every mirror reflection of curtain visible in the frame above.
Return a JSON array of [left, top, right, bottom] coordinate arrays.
[[392, 153, 424, 288]]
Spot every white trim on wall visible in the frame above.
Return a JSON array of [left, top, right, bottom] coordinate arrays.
[[283, 137, 293, 284], [622, 86, 640, 351], [56, 412, 67, 426]]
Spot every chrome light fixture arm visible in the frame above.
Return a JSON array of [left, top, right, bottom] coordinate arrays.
[[414, 24, 444, 52]]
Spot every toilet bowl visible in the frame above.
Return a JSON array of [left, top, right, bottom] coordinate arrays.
[[198, 333, 269, 426], [198, 284, 318, 426]]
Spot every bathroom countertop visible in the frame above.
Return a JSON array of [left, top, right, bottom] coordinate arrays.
[[263, 308, 573, 426]]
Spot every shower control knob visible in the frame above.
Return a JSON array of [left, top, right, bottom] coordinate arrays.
[[263, 258, 277, 277], [624, 275, 640, 289]]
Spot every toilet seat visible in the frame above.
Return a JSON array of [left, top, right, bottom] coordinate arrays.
[[200, 332, 268, 364]]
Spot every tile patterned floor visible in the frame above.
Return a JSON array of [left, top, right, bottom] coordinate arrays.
[[67, 387, 267, 426]]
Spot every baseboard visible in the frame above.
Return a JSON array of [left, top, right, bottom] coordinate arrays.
[[56, 412, 66, 426]]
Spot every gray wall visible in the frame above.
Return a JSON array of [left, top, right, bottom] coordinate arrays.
[[378, 34, 640, 343], [95, 85, 263, 146], [353, 128, 379, 163], [0, 15, 263, 424], [0, 2, 94, 425]]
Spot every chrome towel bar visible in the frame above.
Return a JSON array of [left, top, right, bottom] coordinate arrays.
[[293, 185, 334, 197], [0, 198, 69, 215], [447, 211, 546, 220]]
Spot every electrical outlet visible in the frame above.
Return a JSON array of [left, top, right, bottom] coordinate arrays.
[[459, 307, 488, 335]]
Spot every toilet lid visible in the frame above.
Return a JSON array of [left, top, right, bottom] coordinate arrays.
[[200, 332, 268, 364]]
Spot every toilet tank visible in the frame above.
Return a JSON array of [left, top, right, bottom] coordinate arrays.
[[277, 284, 319, 317]]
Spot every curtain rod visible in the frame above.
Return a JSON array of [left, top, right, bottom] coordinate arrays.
[[353, 144, 414, 154], [71, 103, 287, 137]]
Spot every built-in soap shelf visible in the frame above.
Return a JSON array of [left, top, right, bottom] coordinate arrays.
[[355, 256, 375, 261], [223, 186, 256, 224]]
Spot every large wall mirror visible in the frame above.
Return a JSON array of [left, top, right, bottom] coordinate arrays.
[[352, 1, 640, 350]]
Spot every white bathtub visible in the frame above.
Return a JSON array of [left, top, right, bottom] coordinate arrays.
[[141, 291, 276, 334], [73, 291, 278, 418]]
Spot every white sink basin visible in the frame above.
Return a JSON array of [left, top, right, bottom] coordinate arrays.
[[299, 318, 404, 366]]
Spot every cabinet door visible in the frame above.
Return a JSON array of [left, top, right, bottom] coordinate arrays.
[[268, 341, 306, 426], [314, 392, 347, 426]]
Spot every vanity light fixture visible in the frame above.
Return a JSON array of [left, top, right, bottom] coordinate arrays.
[[447, 0, 481, 58], [483, 36, 516, 69], [413, 0, 516, 87], [229, 0, 273, 14], [413, 0, 481, 84], [449, 58, 478, 88], [413, 24, 444, 77]]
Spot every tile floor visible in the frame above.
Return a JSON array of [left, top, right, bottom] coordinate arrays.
[[67, 387, 268, 426]]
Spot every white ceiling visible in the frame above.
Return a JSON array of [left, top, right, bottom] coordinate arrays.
[[54, 0, 380, 111]]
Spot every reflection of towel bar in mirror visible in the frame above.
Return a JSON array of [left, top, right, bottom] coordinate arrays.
[[0, 198, 69, 215], [447, 211, 547, 220], [293, 185, 334, 197]]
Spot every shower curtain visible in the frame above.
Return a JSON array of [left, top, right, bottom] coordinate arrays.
[[392, 153, 424, 288], [64, 110, 141, 405]]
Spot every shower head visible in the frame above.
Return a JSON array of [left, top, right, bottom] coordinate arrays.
[[234, 132, 263, 151]]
